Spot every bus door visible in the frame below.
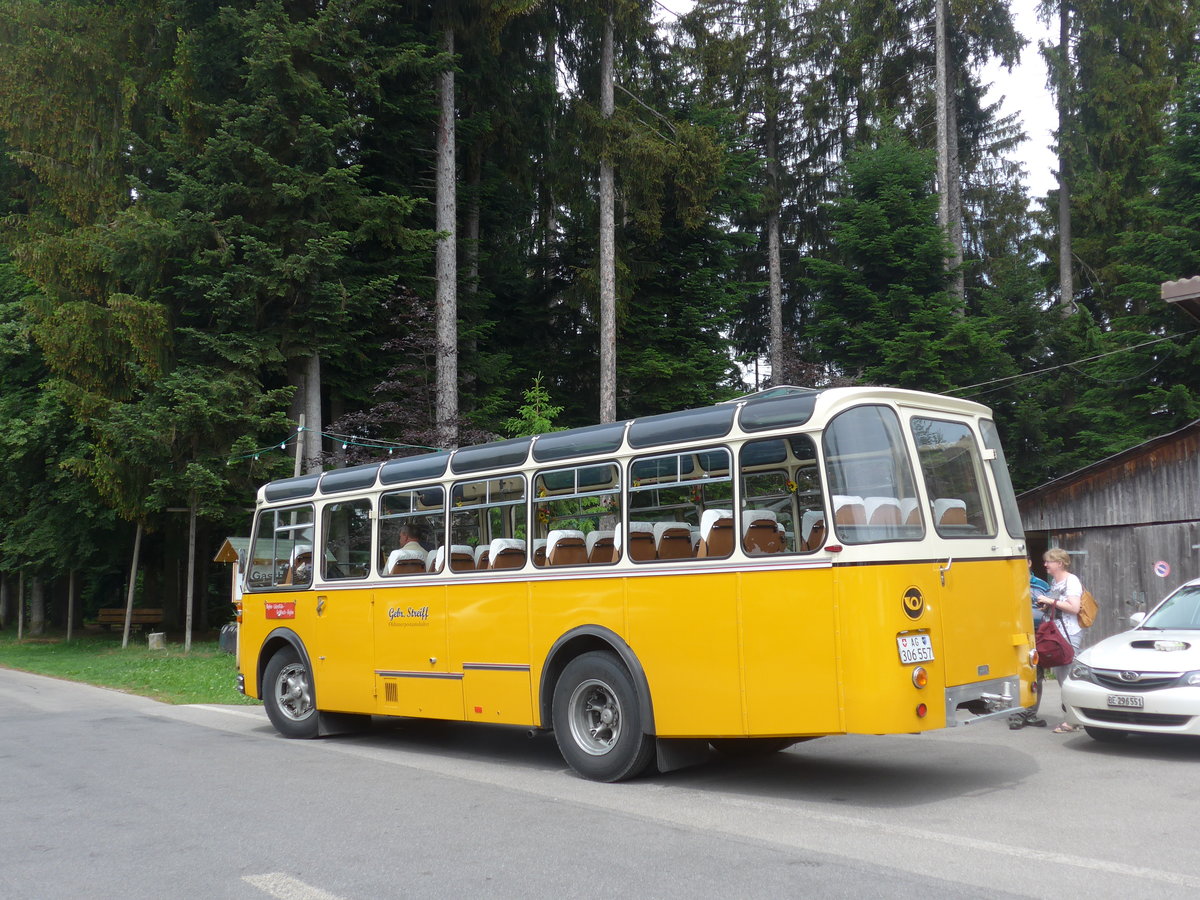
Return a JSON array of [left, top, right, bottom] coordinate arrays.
[[373, 486, 461, 719], [311, 499, 376, 714]]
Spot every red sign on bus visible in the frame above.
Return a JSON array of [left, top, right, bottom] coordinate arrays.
[[265, 601, 296, 619]]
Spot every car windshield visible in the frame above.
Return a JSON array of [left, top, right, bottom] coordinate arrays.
[[1143, 585, 1200, 630]]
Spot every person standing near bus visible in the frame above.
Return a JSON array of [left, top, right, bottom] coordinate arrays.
[[1011, 559, 1053, 729], [1035, 548, 1083, 734]]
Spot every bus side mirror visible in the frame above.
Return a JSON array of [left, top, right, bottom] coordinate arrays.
[[1129, 611, 1146, 627]]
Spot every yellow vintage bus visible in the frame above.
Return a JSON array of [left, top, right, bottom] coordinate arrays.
[[236, 386, 1036, 781]]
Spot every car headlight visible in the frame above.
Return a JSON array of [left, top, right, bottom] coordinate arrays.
[[1068, 661, 1092, 682]]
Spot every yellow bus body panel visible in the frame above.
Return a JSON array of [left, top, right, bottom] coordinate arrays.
[[528, 574, 627, 725], [312, 586, 375, 713], [834, 557, 1033, 733], [626, 571, 744, 737], [239, 557, 1033, 736], [374, 583, 461, 719], [738, 567, 841, 736], [450, 580, 533, 725]]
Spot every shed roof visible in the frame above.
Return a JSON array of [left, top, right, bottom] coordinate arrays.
[[214, 537, 250, 564], [1018, 419, 1200, 505]]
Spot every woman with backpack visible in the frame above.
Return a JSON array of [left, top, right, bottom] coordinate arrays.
[[1034, 548, 1084, 733]]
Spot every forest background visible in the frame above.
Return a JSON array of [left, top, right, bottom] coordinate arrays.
[[0, 0, 1198, 634]]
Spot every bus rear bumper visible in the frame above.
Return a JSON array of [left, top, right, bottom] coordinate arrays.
[[945, 675, 1022, 727]]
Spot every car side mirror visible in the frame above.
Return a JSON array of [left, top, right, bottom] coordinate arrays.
[[1129, 611, 1146, 627]]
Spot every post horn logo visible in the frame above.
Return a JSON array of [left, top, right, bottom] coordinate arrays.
[[903, 586, 924, 620]]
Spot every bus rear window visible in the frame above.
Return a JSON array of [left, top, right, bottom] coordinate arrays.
[[822, 406, 922, 544]]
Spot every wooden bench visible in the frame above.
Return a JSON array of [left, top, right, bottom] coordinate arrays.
[[96, 608, 164, 630]]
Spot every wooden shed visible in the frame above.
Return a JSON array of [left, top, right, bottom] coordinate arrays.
[[1018, 420, 1200, 645], [213, 537, 250, 604]]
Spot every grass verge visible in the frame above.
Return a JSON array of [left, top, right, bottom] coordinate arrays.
[[0, 631, 259, 706]]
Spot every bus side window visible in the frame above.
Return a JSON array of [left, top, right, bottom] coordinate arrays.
[[532, 463, 621, 567], [739, 434, 823, 555], [629, 448, 732, 561], [322, 499, 371, 580], [910, 418, 997, 538], [379, 486, 446, 576], [450, 476, 527, 570]]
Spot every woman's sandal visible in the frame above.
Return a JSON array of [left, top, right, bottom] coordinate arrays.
[[1052, 723, 1077, 734]]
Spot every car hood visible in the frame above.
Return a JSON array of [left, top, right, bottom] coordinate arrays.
[[1079, 629, 1200, 672]]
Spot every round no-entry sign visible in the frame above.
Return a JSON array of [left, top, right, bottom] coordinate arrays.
[[1154, 560, 1171, 578]]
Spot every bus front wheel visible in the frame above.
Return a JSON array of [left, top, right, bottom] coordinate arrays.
[[263, 646, 318, 739], [552, 651, 655, 782]]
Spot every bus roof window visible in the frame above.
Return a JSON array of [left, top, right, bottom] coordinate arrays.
[[531, 422, 627, 462], [738, 392, 820, 432], [450, 437, 533, 475], [627, 405, 735, 449], [379, 452, 449, 486]]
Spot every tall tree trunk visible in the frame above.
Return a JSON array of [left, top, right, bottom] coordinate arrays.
[[435, 26, 459, 448], [185, 499, 196, 653], [17, 572, 23, 640], [935, 0, 964, 309], [287, 356, 306, 472], [30, 576, 45, 636], [1057, 3, 1074, 311], [542, 25, 559, 262], [463, 145, 482, 409], [304, 350, 322, 473], [122, 523, 142, 649], [67, 570, 77, 642], [0, 573, 8, 629], [764, 19, 784, 385], [599, 7, 616, 423]]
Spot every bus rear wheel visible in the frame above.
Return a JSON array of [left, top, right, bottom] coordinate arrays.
[[263, 646, 318, 739], [552, 651, 655, 782]]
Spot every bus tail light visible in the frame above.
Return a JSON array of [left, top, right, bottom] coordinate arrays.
[[1029, 648, 1038, 667], [911, 666, 928, 689], [234, 601, 243, 624], [916, 703, 928, 718]]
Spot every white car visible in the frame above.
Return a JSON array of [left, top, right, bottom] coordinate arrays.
[[1062, 577, 1200, 742]]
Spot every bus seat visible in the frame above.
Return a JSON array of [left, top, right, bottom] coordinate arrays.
[[628, 522, 656, 561], [427, 547, 442, 572], [934, 498, 968, 526], [690, 530, 701, 553], [801, 511, 825, 551], [532, 539, 547, 567], [697, 509, 734, 558], [586, 530, 617, 564], [899, 498, 920, 525], [547, 530, 587, 566], [742, 509, 782, 554], [489, 538, 526, 569], [473, 545, 490, 570], [445, 544, 475, 572], [386, 548, 427, 576], [653, 521, 692, 559], [832, 495, 866, 525], [864, 497, 902, 526]]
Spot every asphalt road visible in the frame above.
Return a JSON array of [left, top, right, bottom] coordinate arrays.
[[2, 667, 1197, 900]]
